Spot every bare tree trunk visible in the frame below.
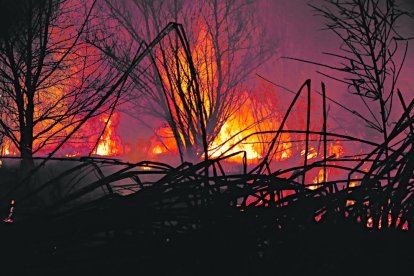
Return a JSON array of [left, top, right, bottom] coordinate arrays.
[[20, 125, 34, 169], [101, 0, 272, 161]]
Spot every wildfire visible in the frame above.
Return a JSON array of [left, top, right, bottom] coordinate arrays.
[[1, 140, 18, 156], [64, 151, 82, 158], [145, 16, 293, 164], [151, 145, 167, 155], [346, 181, 357, 206], [366, 215, 408, 230], [301, 146, 318, 160], [0, 113, 124, 158], [94, 114, 123, 156], [309, 168, 327, 190], [0, 114, 125, 158], [306, 141, 345, 190], [208, 120, 262, 162], [149, 95, 294, 164], [208, 91, 293, 163]]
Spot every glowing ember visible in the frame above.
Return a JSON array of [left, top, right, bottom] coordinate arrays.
[[305, 141, 346, 190], [64, 151, 82, 158], [346, 181, 358, 206], [367, 217, 373, 228], [3, 199, 15, 223]]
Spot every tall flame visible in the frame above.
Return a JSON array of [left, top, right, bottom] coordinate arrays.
[[94, 114, 123, 156]]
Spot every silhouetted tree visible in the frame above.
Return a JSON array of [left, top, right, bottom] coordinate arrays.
[[308, 0, 411, 137], [0, 0, 119, 167], [100, 0, 273, 162], [303, 0, 413, 229]]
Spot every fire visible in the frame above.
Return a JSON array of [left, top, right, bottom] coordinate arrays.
[[149, 92, 294, 164], [148, 17, 293, 164], [151, 145, 167, 155], [149, 126, 178, 157], [301, 146, 318, 160], [306, 141, 346, 190], [1, 141, 18, 156], [0, 36, 122, 159], [366, 215, 409, 230], [367, 217, 373, 228], [309, 168, 327, 190], [0, 112, 124, 158], [64, 151, 81, 158], [346, 181, 357, 206], [329, 141, 344, 158], [208, 90, 293, 163], [280, 145, 291, 160], [94, 114, 123, 156], [208, 120, 262, 162]]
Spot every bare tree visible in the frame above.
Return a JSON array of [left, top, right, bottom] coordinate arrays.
[[0, 0, 119, 167], [291, 0, 411, 141], [297, 0, 413, 229], [101, 0, 273, 162]]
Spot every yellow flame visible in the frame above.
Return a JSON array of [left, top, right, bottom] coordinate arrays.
[[1, 140, 18, 156], [346, 181, 358, 206], [301, 147, 318, 160], [209, 121, 261, 162], [329, 141, 344, 158], [94, 116, 122, 156], [65, 151, 81, 158], [309, 168, 327, 190], [151, 19, 292, 164], [151, 145, 167, 155]]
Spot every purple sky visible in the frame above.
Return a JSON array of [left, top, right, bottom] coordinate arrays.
[[253, 0, 414, 139]]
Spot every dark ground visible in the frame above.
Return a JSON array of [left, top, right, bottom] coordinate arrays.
[[0, 205, 412, 276]]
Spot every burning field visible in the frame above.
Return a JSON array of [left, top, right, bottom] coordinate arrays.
[[0, 0, 413, 275]]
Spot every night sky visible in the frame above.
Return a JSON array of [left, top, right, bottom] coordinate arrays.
[[255, 0, 414, 138]]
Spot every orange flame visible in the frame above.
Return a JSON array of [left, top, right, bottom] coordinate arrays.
[[94, 114, 123, 156], [301, 146, 318, 160]]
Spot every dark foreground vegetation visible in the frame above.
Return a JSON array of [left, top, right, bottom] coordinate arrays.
[[1, 197, 413, 275], [0, 0, 413, 274], [0, 78, 412, 275]]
